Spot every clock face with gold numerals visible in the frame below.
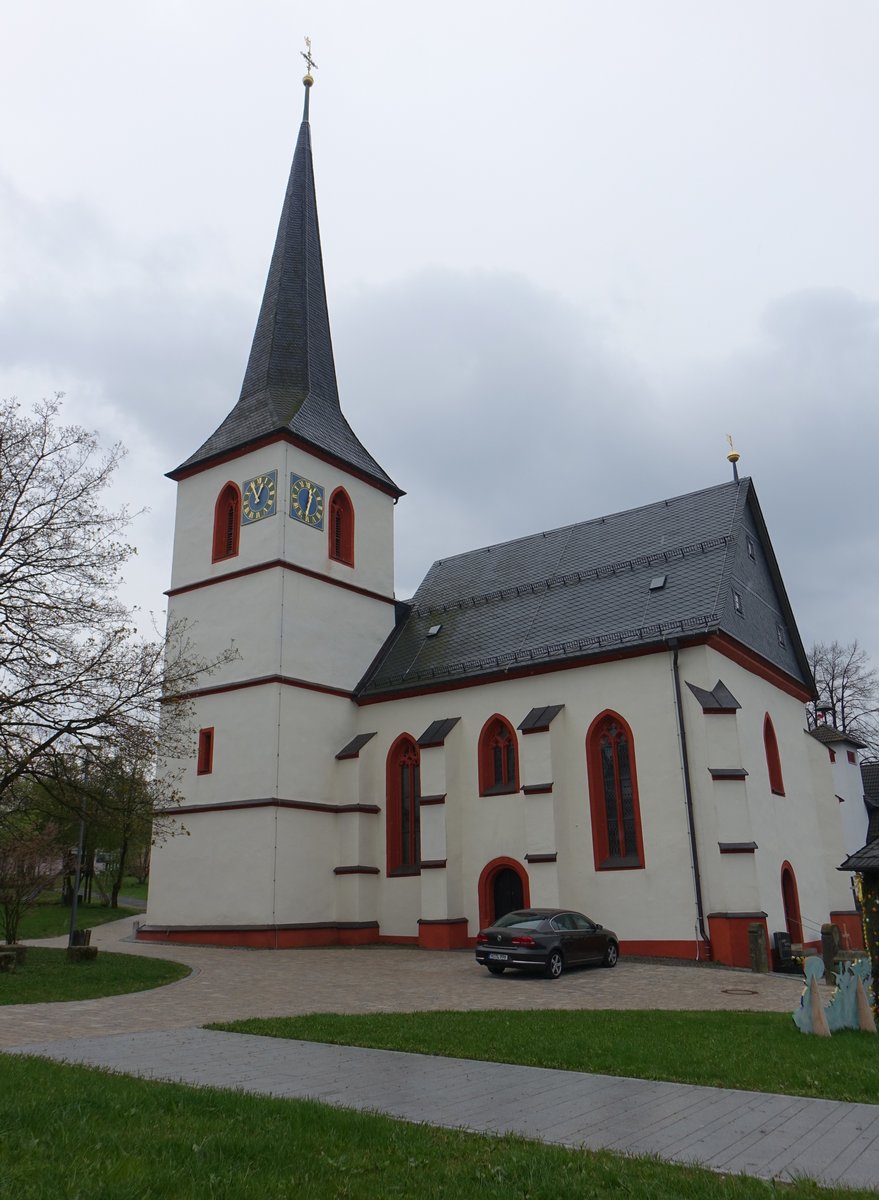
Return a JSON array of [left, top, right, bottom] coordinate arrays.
[[290, 474, 325, 529], [241, 471, 278, 523]]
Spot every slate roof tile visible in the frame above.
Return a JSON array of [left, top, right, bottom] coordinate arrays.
[[358, 478, 812, 698], [171, 104, 400, 497]]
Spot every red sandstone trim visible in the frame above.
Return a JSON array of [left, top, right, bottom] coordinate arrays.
[[522, 783, 553, 795], [168, 429, 403, 499], [419, 859, 447, 870], [619, 939, 712, 960], [136, 923, 730, 960], [333, 865, 380, 875], [524, 853, 557, 863], [418, 794, 446, 806], [357, 641, 671, 705], [359, 633, 811, 706], [477, 857, 531, 930], [137, 922, 380, 949], [707, 633, 812, 702], [417, 918, 470, 950], [165, 673, 353, 704], [830, 911, 866, 951], [166, 798, 380, 817], [166, 556, 394, 606]]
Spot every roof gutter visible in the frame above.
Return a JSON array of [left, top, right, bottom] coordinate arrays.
[[668, 638, 711, 955]]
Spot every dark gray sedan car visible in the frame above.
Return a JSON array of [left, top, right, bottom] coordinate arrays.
[[475, 908, 619, 979]]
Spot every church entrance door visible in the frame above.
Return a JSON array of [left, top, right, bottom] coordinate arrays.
[[492, 867, 524, 924]]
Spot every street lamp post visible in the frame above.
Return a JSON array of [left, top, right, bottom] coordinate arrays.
[[67, 757, 90, 948]]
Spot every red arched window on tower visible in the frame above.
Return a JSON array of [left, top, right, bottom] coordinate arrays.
[[328, 487, 354, 566], [478, 715, 519, 795], [386, 735, 421, 875], [586, 711, 645, 870], [764, 713, 785, 796], [212, 482, 241, 563]]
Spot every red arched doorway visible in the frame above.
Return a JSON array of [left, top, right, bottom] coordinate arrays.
[[477, 857, 530, 929], [780, 861, 803, 943]]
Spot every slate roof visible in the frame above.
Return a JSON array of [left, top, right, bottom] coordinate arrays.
[[686, 680, 741, 712], [809, 725, 868, 749], [840, 842, 879, 871], [171, 89, 401, 496], [862, 762, 879, 843], [357, 477, 813, 699]]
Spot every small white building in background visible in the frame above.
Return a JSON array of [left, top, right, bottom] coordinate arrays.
[[808, 725, 870, 857], [141, 81, 859, 968]]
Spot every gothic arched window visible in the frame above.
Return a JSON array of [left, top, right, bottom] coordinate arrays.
[[478, 716, 519, 796], [764, 714, 785, 796], [212, 482, 241, 563], [328, 487, 354, 566], [586, 711, 645, 870], [386, 735, 421, 875]]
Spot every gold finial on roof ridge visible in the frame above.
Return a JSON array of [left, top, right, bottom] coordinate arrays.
[[726, 434, 741, 482]]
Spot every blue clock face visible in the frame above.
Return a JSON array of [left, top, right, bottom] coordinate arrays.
[[241, 471, 278, 523], [290, 474, 325, 529]]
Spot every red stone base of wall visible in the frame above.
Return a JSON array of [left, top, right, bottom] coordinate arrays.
[[417, 918, 470, 950], [831, 911, 865, 951], [136, 923, 380, 950], [707, 913, 768, 968], [619, 939, 712, 961]]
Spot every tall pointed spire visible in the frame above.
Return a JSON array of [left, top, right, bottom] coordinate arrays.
[[172, 68, 401, 495]]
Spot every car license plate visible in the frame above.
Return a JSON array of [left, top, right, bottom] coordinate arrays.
[[488, 952, 509, 961]]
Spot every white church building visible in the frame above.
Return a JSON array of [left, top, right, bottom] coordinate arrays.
[[141, 78, 858, 968]]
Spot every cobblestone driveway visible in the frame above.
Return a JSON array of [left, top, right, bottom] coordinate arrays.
[[2, 917, 805, 1048]]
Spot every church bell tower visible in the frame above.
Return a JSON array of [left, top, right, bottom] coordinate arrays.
[[143, 65, 403, 945]]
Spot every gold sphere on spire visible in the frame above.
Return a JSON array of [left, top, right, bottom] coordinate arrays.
[[303, 73, 314, 87]]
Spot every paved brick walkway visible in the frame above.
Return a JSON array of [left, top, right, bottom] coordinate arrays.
[[1, 916, 805, 1048], [9, 1027, 879, 1190], [8, 918, 870, 1190]]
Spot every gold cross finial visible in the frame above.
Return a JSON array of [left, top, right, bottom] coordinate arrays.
[[726, 433, 740, 463], [301, 36, 318, 79]]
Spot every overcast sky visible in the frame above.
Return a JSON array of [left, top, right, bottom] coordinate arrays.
[[2, 2, 877, 670]]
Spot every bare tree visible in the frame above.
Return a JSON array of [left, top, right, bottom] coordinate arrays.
[[0, 396, 234, 831], [0, 815, 64, 944], [807, 640, 879, 757]]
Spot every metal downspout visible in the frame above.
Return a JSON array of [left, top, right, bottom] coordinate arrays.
[[669, 639, 711, 952]]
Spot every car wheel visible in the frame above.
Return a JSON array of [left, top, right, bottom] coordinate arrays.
[[486, 964, 506, 975], [603, 941, 619, 968], [544, 949, 564, 979]]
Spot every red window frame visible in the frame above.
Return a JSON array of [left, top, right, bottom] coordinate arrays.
[[847, 750, 856, 764], [328, 487, 354, 566], [828, 748, 836, 764], [763, 714, 785, 796], [386, 735, 421, 875], [212, 482, 241, 563], [197, 727, 214, 775], [781, 861, 802, 942], [478, 715, 520, 796], [586, 710, 645, 870]]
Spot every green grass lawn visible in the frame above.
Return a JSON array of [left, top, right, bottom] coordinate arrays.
[[0, 1054, 872, 1200], [0, 947, 189, 1004], [119, 875, 149, 902], [214, 1010, 879, 1105], [15, 897, 137, 940]]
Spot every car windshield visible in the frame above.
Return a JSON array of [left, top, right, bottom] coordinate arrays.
[[493, 912, 545, 930]]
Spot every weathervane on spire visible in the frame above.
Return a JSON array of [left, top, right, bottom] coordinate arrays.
[[726, 434, 741, 483], [301, 36, 318, 83]]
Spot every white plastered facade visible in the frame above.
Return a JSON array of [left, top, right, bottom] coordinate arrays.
[[147, 452, 855, 963]]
